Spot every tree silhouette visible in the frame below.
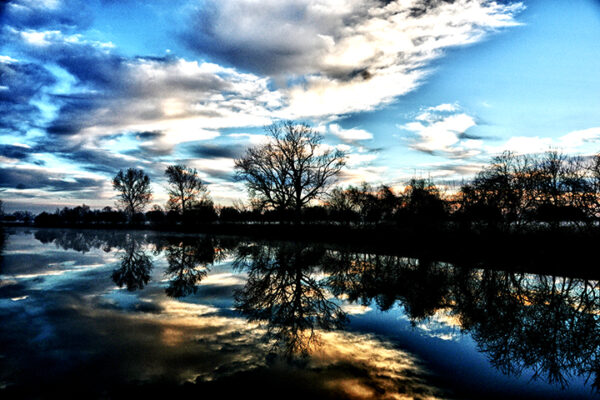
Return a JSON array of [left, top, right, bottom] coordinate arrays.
[[164, 238, 216, 298], [235, 121, 346, 219], [111, 235, 153, 291], [233, 243, 347, 356], [113, 168, 152, 215], [165, 164, 210, 216], [453, 270, 600, 390], [399, 179, 447, 228]]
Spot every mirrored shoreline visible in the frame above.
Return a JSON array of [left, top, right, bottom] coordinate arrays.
[[0, 227, 598, 399]]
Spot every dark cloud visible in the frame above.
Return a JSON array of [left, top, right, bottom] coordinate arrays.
[[188, 143, 246, 159], [0, 0, 93, 31], [408, 0, 456, 18], [135, 131, 164, 140], [0, 60, 55, 134], [0, 144, 32, 160], [181, 0, 343, 78], [198, 168, 235, 183], [0, 166, 105, 192], [16, 36, 128, 89], [126, 144, 173, 158], [7, 33, 239, 139], [457, 132, 485, 140]]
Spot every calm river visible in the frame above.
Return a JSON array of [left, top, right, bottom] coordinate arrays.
[[0, 228, 598, 399]]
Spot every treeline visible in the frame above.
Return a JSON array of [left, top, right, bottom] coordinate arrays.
[[26, 150, 600, 232]]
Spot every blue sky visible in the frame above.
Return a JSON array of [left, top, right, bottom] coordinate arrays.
[[1, 0, 599, 212]]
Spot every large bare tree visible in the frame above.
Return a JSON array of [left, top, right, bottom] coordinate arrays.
[[113, 168, 152, 214], [165, 164, 210, 215], [234, 121, 346, 217]]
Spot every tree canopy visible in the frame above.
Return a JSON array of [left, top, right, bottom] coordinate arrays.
[[234, 121, 346, 216], [165, 164, 210, 215], [112, 168, 152, 215]]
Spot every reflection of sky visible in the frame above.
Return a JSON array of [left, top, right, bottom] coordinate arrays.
[[0, 228, 595, 399]]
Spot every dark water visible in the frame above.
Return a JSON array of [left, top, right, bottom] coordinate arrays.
[[0, 228, 598, 399]]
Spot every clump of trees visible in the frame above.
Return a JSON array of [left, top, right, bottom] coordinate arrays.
[[458, 150, 600, 229], [234, 121, 346, 220], [113, 168, 153, 216], [164, 164, 216, 225], [165, 164, 210, 215], [23, 126, 600, 234]]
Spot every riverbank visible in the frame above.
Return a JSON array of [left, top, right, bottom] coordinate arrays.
[[4, 222, 600, 279]]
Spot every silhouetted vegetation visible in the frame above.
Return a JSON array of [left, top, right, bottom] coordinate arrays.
[[233, 242, 347, 356], [234, 121, 346, 221], [162, 237, 219, 298], [111, 234, 153, 291], [113, 168, 152, 216], [24, 228, 600, 391], [165, 164, 211, 218], [21, 149, 600, 253]]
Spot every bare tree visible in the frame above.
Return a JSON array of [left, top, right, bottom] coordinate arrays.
[[113, 168, 152, 215], [165, 164, 210, 215], [234, 121, 346, 217]]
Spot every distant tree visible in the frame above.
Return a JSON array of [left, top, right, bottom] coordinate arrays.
[[327, 186, 358, 224], [400, 179, 447, 227], [219, 206, 242, 222], [11, 211, 34, 224], [164, 164, 210, 215], [113, 168, 152, 215], [458, 151, 531, 228], [588, 154, 600, 220], [234, 121, 346, 218], [146, 205, 166, 226], [0, 199, 3, 216]]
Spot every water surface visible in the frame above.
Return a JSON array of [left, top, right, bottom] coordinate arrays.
[[0, 228, 598, 399]]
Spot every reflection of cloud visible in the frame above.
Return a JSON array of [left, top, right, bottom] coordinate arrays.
[[413, 308, 462, 342], [1, 229, 451, 399], [341, 303, 371, 315], [312, 331, 443, 399], [201, 273, 246, 287]]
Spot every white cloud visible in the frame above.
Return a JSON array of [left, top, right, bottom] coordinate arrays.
[[338, 165, 388, 186], [329, 123, 373, 143], [190, 0, 523, 118], [402, 105, 480, 158], [559, 127, 600, 149], [484, 127, 600, 156]]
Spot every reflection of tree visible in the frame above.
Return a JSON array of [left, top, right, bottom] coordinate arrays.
[[324, 247, 600, 391], [234, 243, 347, 356], [0, 226, 5, 272], [324, 252, 452, 321], [111, 235, 153, 291], [454, 270, 600, 390], [34, 229, 129, 252], [164, 238, 216, 298]]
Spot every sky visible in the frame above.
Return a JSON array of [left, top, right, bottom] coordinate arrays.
[[1, 0, 600, 212]]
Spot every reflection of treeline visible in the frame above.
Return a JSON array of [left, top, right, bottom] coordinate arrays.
[[234, 241, 600, 390], [27, 229, 600, 389], [30, 150, 600, 233], [323, 249, 600, 391]]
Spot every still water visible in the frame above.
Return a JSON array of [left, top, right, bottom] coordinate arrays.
[[0, 227, 598, 399]]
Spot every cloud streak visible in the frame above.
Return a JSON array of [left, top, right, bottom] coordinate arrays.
[[185, 0, 523, 118], [402, 104, 482, 159]]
